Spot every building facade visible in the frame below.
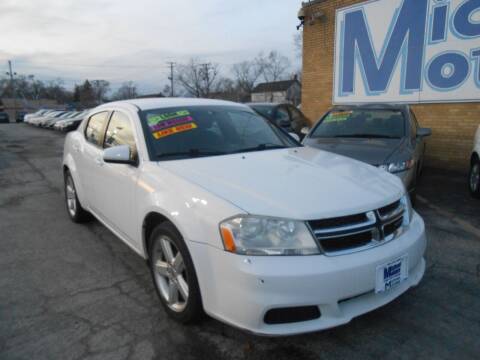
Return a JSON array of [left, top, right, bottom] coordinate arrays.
[[301, 0, 480, 171], [251, 79, 302, 106]]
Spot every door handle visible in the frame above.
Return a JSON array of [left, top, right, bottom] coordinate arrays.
[[95, 156, 104, 166]]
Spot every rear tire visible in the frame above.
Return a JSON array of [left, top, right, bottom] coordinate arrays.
[[148, 222, 203, 323], [64, 170, 92, 223], [469, 158, 480, 198]]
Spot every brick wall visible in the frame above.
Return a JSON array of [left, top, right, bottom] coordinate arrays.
[[301, 0, 480, 172]]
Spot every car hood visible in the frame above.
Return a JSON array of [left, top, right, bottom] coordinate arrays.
[[158, 147, 404, 220], [303, 137, 404, 166]]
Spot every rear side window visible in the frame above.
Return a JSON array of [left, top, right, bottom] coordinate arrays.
[[85, 112, 108, 146], [104, 111, 137, 156]]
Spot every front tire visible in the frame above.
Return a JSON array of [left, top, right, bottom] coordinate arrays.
[[64, 170, 91, 223], [469, 158, 480, 198], [149, 222, 203, 323]]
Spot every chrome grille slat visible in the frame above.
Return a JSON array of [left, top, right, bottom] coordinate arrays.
[[308, 199, 405, 256]]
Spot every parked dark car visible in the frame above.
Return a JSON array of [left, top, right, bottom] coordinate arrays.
[[16, 111, 27, 123], [247, 103, 310, 140], [0, 112, 10, 124], [303, 104, 432, 202]]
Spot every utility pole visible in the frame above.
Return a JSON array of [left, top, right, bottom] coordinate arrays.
[[167, 62, 175, 97], [200, 63, 211, 97], [6, 60, 17, 122]]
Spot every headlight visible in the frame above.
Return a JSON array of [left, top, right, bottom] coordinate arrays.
[[379, 159, 415, 173], [400, 194, 413, 225], [219, 215, 320, 256]]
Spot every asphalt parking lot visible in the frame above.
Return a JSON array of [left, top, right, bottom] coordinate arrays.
[[1, 123, 479, 360]]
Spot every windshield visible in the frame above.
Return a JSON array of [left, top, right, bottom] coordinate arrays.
[[311, 109, 406, 139], [250, 105, 274, 119], [140, 105, 298, 160]]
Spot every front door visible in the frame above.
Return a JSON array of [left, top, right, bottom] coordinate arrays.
[[94, 110, 140, 243]]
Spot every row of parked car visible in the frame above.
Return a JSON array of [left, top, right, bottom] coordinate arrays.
[[24, 101, 480, 200], [24, 109, 90, 132]]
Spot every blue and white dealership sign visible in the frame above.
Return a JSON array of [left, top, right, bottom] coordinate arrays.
[[334, 0, 480, 104]]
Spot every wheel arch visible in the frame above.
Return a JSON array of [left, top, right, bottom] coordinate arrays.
[[142, 211, 179, 261], [471, 152, 479, 165]]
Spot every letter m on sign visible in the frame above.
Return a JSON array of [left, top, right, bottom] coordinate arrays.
[[339, 0, 428, 96]]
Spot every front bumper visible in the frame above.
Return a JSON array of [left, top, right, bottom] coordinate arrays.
[[190, 212, 427, 336]]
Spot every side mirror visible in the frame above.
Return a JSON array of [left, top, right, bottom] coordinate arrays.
[[300, 126, 310, 135], [417, 128, 432, 138], [103, 145, 137, 165], [289, 133, 300, 142]]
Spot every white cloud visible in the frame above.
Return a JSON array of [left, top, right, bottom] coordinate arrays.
[[0, 0, 302, 93]]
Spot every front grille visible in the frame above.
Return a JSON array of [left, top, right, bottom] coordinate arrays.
[[384, 216, 403, 238], [308, 199, 405, 255], [320, 230, 374, 253], [308, 213, 367, 229], [378, 200, 401, 217]]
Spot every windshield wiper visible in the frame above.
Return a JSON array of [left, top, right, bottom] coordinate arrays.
[[231, 143, 288, 154], [334, 134, 400, 139], [156, 149, 227, 159]]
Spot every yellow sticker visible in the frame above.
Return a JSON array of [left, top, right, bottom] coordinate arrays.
[[153, 122, 197, 139], [324, 111, 353, 123]]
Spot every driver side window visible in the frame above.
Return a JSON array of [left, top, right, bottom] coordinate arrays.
[[104, 111, 137, 159]]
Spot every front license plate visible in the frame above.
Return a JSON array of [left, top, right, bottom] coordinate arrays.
[[375, 255, 409, 293]]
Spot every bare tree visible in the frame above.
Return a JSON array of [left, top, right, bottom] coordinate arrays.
[[232, 60, 263, 95], [258, 51, 291, 83], [113, 81, 138, 100], [91, 80, 110, 103], [176, 58, 219, 98]]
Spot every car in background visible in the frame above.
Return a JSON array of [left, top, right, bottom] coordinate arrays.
[[469, 125, 480, 198], [247, 102, 310, 140], [63, 98, 426, 335], [54, 110, 89, 132], [25, 109, 52, 124], [303, 104, 432, 202], [44, 111, 80, 128], [37, 111, 67, 127], [0, 111, 9, 124], [26, 110, 57, 125], [15, 111, 28, 123]]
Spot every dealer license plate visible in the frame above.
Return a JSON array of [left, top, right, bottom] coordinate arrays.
[[375, 255, 409, 293]]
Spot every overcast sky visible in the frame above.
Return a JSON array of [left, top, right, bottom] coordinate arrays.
[[0, 0, 303, 94]]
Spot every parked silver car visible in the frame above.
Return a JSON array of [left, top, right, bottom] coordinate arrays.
[[303, 104, 431, 202]]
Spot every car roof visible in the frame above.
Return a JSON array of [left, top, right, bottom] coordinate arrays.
[[99, 98, 245, 111], [246, 102, 283, 107], [330, 103, 409, 111]]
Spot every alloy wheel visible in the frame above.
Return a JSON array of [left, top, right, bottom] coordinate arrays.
[[152, 235, 189, 312], [471, 163, 480, 193], [66, 176, 77, 217]]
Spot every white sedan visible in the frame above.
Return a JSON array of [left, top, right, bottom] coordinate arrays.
[[63, 98, 426, 336]]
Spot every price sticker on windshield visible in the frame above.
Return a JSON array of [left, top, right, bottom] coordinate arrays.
[[148, 110, 198, 139], [324, 111, 352, 123], [152, 122, 198, 139]]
